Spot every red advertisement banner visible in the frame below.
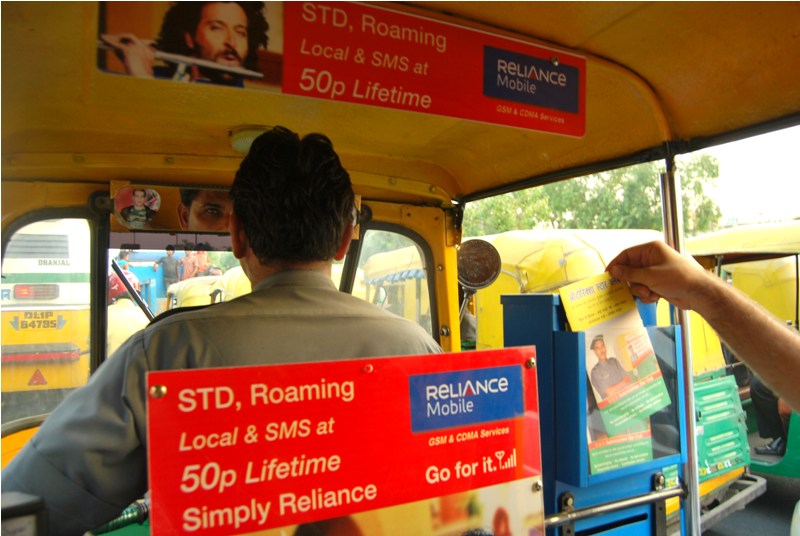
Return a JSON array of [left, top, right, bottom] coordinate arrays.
[[97, 2, 585, 135], [283, 2, 586, 136], [147, 347, 541, 535]]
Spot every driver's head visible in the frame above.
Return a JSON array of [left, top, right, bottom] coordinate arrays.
[[229, 126, 355, 264]]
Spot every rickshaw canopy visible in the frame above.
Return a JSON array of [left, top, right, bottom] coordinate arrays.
[[3, 2, 800, 210], [687, 221, 800, 266]]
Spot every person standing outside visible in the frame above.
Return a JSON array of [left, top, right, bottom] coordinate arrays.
[[115, 250, 131, 271], [152, 245, 180, 290], [2, 126, 442, 535], [179, 245, 198, 280]]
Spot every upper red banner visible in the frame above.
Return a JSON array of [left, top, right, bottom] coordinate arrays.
[[283, 2, 586, 136], [147, 347, 541, 535], [98, 2, 586, 135]]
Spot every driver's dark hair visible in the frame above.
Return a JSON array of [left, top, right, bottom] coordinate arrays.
[[229, 126, 355, 264], [156, 2, 268, 72]]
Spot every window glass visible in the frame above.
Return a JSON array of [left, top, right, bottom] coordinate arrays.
[[462, 162, 669, 351], [108, 234, 240, 322], [462, 165, 685, 474], [683, 125, 800, 228], [676, 127, 800, 383], [1, 219, 91, 423], [357, 230, 433, 335]]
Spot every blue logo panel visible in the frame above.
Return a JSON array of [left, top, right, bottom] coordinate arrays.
[[409, 365, 524, 433], [483, 45, 579, 113]]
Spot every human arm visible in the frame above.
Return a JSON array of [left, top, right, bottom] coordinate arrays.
[[607, 240, 800, 412]]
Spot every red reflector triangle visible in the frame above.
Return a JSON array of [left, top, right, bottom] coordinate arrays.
[[28, 369, 48, 386]]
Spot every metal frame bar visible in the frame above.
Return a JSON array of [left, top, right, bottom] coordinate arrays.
[[545, 486, 684, 530], [660, 153, 701, 535]]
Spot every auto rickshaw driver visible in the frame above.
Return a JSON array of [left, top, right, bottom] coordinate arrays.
[[1, 126, 441, 536]]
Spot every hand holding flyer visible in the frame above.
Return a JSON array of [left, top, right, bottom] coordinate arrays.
[[559, 272, 672, 474]]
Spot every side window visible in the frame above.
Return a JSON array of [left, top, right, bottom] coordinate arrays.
[[357, 229, 433, 335], [1, 219, 92, 423]]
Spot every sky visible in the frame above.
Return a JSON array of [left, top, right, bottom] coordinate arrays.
[[695, 124, 800, 226]]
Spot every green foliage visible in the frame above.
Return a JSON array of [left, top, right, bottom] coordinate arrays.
[[678, 153, 722, 234], [463, 155, 721, 236], [208, 251, 239, 272], [464, 189, 550, 236]]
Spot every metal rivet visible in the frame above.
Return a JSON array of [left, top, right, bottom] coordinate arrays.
[[551, 55, 560, 66], [362, 364, 374, 374], [165, 156, 175, 164], [437, 264, 443, 271], [525, 357, 536, 369], [429, 186, 437, 193], [389, 178, 397, 185], [533, 481, 543, 492], [439, 326, 451, 337], [73, 154, 85, 163], [149, 385, 167, 399]]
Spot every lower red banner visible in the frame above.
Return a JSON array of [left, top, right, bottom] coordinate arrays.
[[147, 347, 542, 535]]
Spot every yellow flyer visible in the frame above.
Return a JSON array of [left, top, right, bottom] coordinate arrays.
[[558, 273, 637, 332]]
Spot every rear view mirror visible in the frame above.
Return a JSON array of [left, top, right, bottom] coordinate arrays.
[[457, 239, 501, 290], [457, 239, 501, 323]]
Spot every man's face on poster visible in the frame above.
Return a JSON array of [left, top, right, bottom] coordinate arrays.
[[185, 2, 249, 76], [592, 339, 608, 362], [178, 189, 233, 232]]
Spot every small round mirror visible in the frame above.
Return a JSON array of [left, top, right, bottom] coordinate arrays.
[[457, 239, 501, 290]]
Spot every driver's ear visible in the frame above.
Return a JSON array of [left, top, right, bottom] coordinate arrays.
[[334, 224, 354, 261], [230, 212, 248, 259], [184, 32, 195, 50]]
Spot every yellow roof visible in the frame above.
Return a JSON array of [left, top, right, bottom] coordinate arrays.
[[3, 2, 799, 203]]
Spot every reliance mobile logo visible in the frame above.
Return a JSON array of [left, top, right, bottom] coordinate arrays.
[[483, 45, 579, 113], [409, 366, 524, 432]]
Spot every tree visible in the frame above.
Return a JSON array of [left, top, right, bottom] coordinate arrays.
[[678, 153, 722, 234], [463, 155, 721, 236], [463, 189, 550, 237]]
